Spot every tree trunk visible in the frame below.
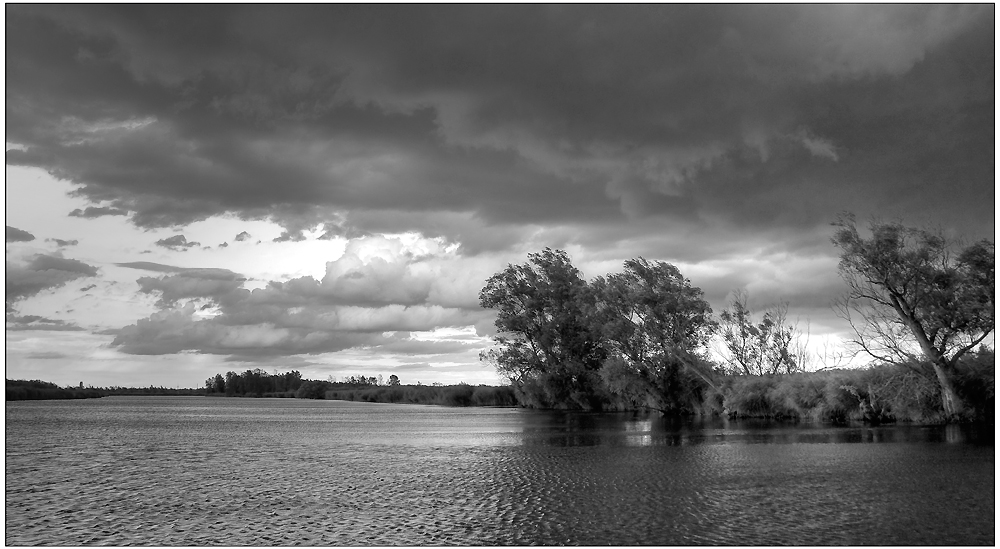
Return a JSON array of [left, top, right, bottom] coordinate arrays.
[[930, 359, 964, 419]]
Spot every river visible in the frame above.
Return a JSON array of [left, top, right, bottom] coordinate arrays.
[[5, 396, 994, 545]]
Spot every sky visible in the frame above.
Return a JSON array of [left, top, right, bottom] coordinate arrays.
[[5, 5, 995, 389]]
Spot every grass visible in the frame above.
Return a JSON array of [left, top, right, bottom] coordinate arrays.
[[324, 383, 518, 407]]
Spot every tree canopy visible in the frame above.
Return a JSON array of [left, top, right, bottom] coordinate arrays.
[[479, 248, 607, 408], [832, 214, 995, 417], [480, 250, 716, 411]]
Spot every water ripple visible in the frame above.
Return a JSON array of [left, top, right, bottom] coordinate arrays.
[[5, 398, 994, 545]]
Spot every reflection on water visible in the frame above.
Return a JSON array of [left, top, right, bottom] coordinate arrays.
[[518, 409, 994, 447], [5, 397, 995, 546]]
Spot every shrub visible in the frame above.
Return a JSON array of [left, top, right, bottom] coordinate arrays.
[[471, 385, 518, 407]]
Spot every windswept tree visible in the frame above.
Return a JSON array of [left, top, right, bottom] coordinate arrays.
[[593, 258, 717, 411], [832, 214, 994, 418], [479, 248, 606, 409], [717, 288, 805, 376]]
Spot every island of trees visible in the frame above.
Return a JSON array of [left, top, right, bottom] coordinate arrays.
[[477, 215, 993, 424]]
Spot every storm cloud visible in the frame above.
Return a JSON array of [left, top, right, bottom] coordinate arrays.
[[6, 5, 992, 255]]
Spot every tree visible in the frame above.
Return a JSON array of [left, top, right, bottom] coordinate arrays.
[[832, 214, 994, 418], [593, 258, 718, 412], [224, 371, 239, 396], [388, 374, 400, 386], [212, 374, 225, 394], [479, 248, 606, 409], [717, 288, 805, 376]]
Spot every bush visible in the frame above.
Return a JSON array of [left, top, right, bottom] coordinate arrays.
[[471, 385, 518, 406], [953, 348, 995, 422], [439, 384, 474, 406]]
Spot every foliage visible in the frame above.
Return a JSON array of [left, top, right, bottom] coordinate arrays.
[[219, 369, 304, 397], [832, 214, 995, 417], [480, 250, 720, 412], [324, 384, 517, 407], [479, 248, 608, 409], [717, 288, 805, 376], [593, 258, 718, 412], [716, 351, 993, 424]]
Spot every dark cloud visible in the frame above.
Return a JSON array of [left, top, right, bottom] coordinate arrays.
[[234, 231, 251, 241], [4, 5, 991, 254], [80, 284, 97, 292], [68, 206, 129, 219], [48, 238, 80, 247], [5, 314, 85, 332], [6, 226, 35, 242], [116, 261, 190, 273], [136, 270, 246, 308], [6, 254, 100, 306], [27, 351, 70, 359], [154, 234, 200, 251], [116, 261, 242, 278]]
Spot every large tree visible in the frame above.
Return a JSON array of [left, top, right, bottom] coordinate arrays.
[[479, 248, 606, 408], [832, 214, 994, 418], [593, 258, 718, 411]]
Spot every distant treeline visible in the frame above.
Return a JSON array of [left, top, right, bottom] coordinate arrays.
[[205, 369, 517, 407], [5, 379, 205, 401], [6, 379, 105, 401]]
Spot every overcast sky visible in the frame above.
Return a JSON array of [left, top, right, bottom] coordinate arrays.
[[5, 5, 994, 388]]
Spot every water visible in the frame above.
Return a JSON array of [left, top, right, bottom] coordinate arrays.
[[5, 396, 994, 545]]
